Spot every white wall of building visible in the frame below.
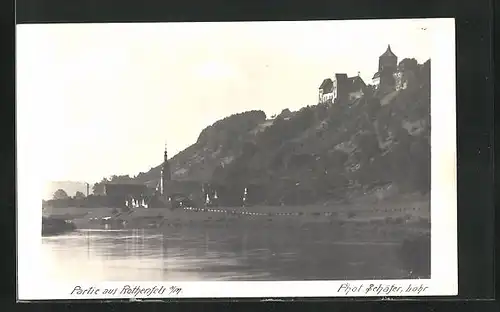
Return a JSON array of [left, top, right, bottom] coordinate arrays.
[[348, 90, 364, 101]]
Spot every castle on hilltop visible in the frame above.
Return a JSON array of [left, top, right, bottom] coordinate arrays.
[[318, 73, 366, 105], [319, 45, 413, 105]]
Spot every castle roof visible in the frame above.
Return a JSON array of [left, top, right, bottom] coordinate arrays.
[[380, 44, 397, 58], [319, 78, 333, 92], [348, 76, 367, 90]]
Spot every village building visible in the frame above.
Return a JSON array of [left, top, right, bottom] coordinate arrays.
[[155, 144, 206, 208], [372, 45, 398, 91]]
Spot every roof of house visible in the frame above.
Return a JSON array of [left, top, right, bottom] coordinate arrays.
[[319, 78, 333, 91], [372, 72, 381, 79], [380, 44, 397, 58], [348, 76, 367, 91], [319, 78, 333, 93]]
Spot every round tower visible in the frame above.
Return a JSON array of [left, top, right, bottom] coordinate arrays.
[[378, 44, 398, 73]]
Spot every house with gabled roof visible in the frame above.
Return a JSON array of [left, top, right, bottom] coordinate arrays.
[[347, 74, 367, 101], [318, 78, 334, 104]]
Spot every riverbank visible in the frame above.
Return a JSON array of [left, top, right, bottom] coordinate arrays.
[[44, 196, 429, 242], [44, 194, 429, 220], [43, 197, 430, 277], [42, 217, 76, 236]]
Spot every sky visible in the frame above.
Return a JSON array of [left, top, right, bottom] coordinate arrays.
[[17, 19, 434, 184]]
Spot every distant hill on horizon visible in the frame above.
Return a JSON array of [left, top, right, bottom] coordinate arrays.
[[43, 181, 88, 200]]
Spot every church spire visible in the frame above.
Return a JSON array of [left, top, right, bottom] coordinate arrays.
[[160, 141, 171, 196]]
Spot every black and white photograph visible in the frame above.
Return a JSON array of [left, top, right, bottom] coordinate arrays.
[[16, 18, 457, 299]]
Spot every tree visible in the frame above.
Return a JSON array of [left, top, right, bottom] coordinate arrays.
[[92, 183, 105, 195], [53, 189, 69, 200], [92, 177, 109, 195], [75, 191, 85, 199]]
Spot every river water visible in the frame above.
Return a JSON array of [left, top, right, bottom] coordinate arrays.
[[41, 227, 415, 281]]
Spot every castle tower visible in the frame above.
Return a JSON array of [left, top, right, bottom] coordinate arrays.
[[160, 143, 171, 196], [378, 44, 398, 73], [374, 45, 398, 90]]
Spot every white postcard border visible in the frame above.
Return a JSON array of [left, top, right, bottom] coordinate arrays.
[[16, 18, 457, 300]]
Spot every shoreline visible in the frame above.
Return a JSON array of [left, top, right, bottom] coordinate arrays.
[[43, 197, 430, 242], [43, 195, 430, 219]]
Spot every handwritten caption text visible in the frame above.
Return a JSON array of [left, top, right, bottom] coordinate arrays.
[[337, 283, 429, 296], [70, 285, 182, 297]]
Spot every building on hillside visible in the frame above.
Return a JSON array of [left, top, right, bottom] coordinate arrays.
[[318, 78, 333, 104], [347, 74, 367, 102], [393, 60, 419, 91], [319, 73, 367, 104], [332, 73, 350, 103], [372, 45, 398, 91]]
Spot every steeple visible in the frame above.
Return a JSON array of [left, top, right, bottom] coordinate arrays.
[[160, 142, 171, 196]]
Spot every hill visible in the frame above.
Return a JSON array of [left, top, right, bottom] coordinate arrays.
[[43, 181, 88, 200], [129, 59, 431, 206], [132, 110, 269, 187]]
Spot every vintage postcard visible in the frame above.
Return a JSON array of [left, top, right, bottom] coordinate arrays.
[[16, 18, 457, 300]]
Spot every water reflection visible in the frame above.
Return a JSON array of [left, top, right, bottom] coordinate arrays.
[[41, 227, 417, 281]]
